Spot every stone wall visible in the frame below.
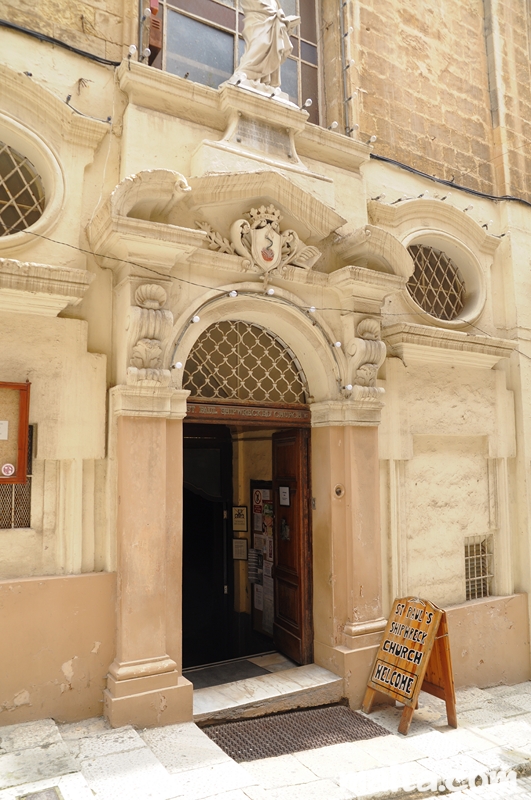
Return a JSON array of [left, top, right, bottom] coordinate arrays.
[[2, 0, 136, 62]]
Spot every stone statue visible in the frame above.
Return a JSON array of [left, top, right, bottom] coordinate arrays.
[[229, 0, 300, 90]]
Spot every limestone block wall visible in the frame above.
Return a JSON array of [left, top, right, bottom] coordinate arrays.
[[2, 0, 136, 63]]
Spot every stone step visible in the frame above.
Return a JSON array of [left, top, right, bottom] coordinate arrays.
[[192, 663, 344, 724]]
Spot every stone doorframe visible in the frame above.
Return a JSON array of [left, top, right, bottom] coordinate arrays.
[[104, 384, 386, 728]]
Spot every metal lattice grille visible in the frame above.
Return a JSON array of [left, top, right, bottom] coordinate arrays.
[[0, 142, 45, 236], [183, 321, 308, 404], [465, 535, 493, 600], [0, 426, 33, 529], [407, 244, 466, 321]]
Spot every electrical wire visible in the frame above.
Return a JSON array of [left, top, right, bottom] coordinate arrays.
[[21, 229, 531, 365], [0, 19, 121, 67], [370, 153, 531, 209]]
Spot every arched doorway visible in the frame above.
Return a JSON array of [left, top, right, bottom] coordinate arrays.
[[181, 321, 313, 670]]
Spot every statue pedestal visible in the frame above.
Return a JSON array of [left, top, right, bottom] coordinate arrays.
[[190, 84, 335, 206]]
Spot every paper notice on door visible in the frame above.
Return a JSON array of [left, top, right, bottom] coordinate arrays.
[[262, 489, 271, 501], [253, 513, 263, 532], [254, 583, 264, 611], [254, 534, 267, 554], [263, 560, 273, 578], [263, 576, 274, 634]]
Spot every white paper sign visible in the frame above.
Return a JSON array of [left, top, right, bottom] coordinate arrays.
[[279, 486, 290, 506], [254, 583, 264, 611], [0, 421, 8, 441]]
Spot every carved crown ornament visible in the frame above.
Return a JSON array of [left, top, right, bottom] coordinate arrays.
[[196, 204, 321, 276]]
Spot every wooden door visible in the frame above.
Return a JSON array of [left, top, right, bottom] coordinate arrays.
[[272, 428, 313, 664]]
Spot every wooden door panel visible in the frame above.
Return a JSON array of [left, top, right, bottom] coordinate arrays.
[[273, 429, 313, 665]]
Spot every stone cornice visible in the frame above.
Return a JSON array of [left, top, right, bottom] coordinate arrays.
[[111, 386, 190, 419], [311, 399, 384, 427], [383, 322, 517, 368], [0, 258, 93, 316], [0, 67, 109, 151], [368, 199, 500, 256], [89, 214, 207, 275], [117, 61, 370, 174], [329, 266, 407, 307]]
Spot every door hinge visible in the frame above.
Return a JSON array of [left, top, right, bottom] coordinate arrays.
[[311, 497, 316, 510], [224, 585, 228, 594], [223, 510, 228, 519]]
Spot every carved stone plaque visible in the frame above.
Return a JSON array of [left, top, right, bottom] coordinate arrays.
[[230, 117, 292, 159]]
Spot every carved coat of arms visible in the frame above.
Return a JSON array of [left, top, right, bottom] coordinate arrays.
[[198, 204, 320, 275]]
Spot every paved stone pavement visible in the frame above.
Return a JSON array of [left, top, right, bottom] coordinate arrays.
[[3, 682, 531, 799]]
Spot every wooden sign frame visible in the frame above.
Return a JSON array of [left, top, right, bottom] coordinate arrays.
[[0, 382, 31, 485], [362, 596, 457, 735]]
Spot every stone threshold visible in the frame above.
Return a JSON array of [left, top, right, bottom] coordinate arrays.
[[193, 662, 344, 724]]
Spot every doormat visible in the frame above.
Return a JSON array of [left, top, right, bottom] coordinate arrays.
[[19, 789, 62, 800], [183, 660, 270, 689], [204, 704, 390, 761]]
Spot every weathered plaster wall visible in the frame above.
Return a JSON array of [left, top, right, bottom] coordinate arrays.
[[0, 572, 116, 725], [447, 593, 530, 688], [0, 313, 107, 579]]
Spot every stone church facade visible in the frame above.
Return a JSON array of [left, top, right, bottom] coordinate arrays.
[[0, 0, 530, 727]]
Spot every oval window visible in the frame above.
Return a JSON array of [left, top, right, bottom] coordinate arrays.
[[0, 141, 45, 236], [406, 244, 466, 321]]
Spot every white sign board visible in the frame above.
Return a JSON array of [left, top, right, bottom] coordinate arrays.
[[0, 421, 8, 441]]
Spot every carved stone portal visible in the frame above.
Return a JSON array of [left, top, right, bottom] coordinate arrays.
[[197, 204, 320, 275], [127, 284, 174, 386]]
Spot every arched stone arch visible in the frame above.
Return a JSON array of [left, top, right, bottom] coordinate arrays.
[[169, 292, 344, 404]]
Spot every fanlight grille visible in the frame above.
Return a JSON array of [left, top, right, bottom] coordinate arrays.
[[407, 244, 466, 321], [183, 321, 308, 404], [0, 142, 45, 236]]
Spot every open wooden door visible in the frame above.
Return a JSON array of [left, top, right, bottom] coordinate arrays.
[[272, 428, 313, 665]]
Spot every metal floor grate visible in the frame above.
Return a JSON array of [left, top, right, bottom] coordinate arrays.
[[204, 704, 390, 762]]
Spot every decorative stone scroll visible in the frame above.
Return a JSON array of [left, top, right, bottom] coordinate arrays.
[[110, 169, 191, 223], [347, 318, 386, 401], [127, 284, 173, 386], [197, 204, 320, 275]]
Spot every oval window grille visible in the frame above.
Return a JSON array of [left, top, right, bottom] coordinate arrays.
[[407, 244, 466, 321], [0, 141, 45, 236], [183, 321, 309, 404]]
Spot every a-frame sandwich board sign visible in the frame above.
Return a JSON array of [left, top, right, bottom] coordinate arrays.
[[362, 597, 457, 735]]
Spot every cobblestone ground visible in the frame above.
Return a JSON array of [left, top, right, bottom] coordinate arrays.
[[3, 682, 531, 799]]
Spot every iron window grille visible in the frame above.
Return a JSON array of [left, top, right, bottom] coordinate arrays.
[[0, 425, 33, 529], [0, 142, 45, 236], [183, 320, 309, 404], [407, 244, 466, 322], [150, 0, 320, 124], [464, 534, 494, 600]]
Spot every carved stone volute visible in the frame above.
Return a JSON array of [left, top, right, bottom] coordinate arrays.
[[346, 318, 386, 401], [127, 284, 174, 386]]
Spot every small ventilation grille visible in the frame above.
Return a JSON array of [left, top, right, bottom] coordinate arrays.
[[465, 534, 493, 600], [0, 142, 45, 236], [407, 244, 466, 321], [183, 321, 308, 404]]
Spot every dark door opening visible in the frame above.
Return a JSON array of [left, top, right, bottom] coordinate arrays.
[[182, 421, 313, 671]]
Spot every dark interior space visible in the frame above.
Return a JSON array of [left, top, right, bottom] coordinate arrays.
[[182, 423, 272, 669]]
